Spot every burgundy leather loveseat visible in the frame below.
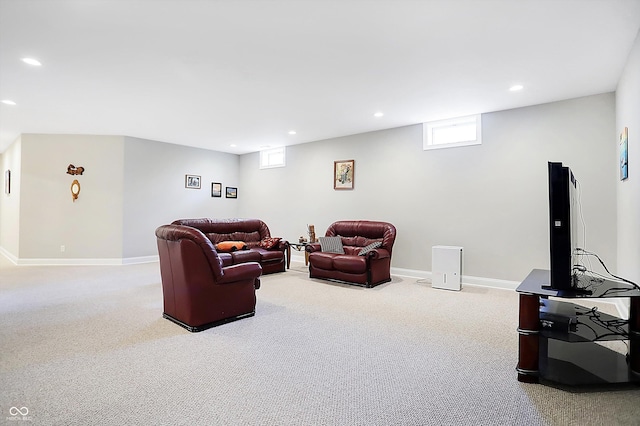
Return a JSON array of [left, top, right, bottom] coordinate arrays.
[[306, 220, 397, 288], [172, 218, 288, 274], [155, 224, 262, 332]]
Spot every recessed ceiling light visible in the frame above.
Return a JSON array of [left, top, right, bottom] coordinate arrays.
[[1, 100, 17, 105], [509, 85, 524, 92], [374, 112, 384, 118], [288, 130, 296, 135], [22, 57, 42, 66], [229, 144, 237, 147]]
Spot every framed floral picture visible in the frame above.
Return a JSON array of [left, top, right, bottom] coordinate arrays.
[[334, 160, 354, 190]]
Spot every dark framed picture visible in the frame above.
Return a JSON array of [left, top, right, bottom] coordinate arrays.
[[225, 187, 237, 198], [334, 159, 354, 190], [211, 182, 222, 197], [4, 169, 10, 194], [185, 174, 201, 189], [620, 127, 628, 181]]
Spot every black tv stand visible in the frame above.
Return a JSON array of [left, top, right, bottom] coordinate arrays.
[[541, 285, 592, 296], [517, 269, 640, 386]]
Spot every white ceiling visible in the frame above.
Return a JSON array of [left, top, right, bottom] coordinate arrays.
[[1, 0, 639, 155]]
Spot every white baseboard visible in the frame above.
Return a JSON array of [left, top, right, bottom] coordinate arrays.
[[390, 267, 520, 291], [390, 267, 431, 280], [122, 255, 159, 265], [0, 246, 18, 264], [390, 266, 628, 317], [612, 298, 630, 319], [17, 258, 125, 266], [0, 248, 159, 266], [292, 262, 521, 291], [289, 253, 307, 264]]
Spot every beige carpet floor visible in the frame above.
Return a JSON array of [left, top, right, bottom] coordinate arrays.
[[1, 259, 639, 425]]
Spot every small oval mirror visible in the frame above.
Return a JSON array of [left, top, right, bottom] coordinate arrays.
[[71, 179, 80, 202]]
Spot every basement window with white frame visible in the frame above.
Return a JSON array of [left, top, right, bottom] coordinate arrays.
[[260, 147, 286, 169], [423, 114, 482, 150]]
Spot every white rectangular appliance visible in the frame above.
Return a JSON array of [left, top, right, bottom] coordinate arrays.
[[432, 245, 463, 291]]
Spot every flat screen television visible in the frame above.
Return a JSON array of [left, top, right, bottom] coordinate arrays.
[[547, 161, 586, 293]]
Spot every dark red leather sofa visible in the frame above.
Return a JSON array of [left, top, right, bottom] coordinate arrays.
[[306, 220, 397, 288], [171, 218, 288, 274], [155, 224, 262, 332]]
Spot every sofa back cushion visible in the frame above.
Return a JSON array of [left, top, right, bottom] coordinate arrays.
[[325, 220, 396, 254], [208, 231, 261, 245], [172, 218, 270, 245]]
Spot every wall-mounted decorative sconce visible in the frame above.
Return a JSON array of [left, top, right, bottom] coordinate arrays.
[[71, 179, 81, 202], [67, 164, 85, 175]]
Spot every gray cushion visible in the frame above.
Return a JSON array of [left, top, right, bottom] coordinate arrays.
[[358, 241, 382, 256], [319, 236, 344, 254]]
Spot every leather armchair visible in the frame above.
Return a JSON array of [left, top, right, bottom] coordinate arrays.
[[306, 220, 396, 287], [155, 224, 262, 332]]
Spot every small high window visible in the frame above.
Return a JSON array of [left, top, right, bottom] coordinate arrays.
[[260, 147, 286, 169], [423, 114, 482, 150]]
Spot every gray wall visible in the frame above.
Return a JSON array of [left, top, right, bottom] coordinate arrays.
[[616, 29, 640, 284], [122, 136, 240, 259], [0, 137, 22, 259], [239, 93, 617, 283], [19, 134, 125, 260], [0, 92, 621, 283], [0, 134, 241, 262]]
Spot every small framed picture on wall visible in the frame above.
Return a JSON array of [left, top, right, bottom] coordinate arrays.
[[334, 159, 354, 190], [211, 182, 222, 197], [4, 169, 10, 194], [226, 187, 237, 198], [185, 174, 201, 189], [620, 127, 628, 181]]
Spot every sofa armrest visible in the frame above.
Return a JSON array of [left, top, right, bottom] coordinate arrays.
[[218, 262, 263, 284], [306, 243, 321, 253], [366, 248, 390, 260], [276, 240, 290, 251]]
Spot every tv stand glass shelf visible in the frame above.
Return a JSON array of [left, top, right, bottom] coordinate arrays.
[[516, 269, 640, 386]]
